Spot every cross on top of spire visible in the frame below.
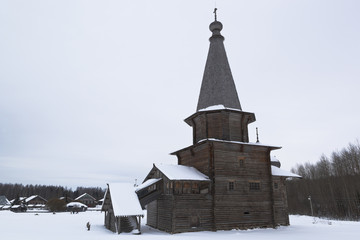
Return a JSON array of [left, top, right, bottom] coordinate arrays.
[[213, 8, 218, 21]]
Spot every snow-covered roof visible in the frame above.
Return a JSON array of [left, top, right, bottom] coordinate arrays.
[[25, 195, 46, 203], [271, 166, 302, 178], [155, 164, 210, 181], [136, 178, 162, 192], [66, 202, 87, 208], [25, 195, 37, 202], [198, 104, 242, 112], [271, 156, 280, 162], [108, 183, 144, 217], [0, 196, 10, 205], [75, 193, 96, 201], [10, 197, 26, 203], [197, 138, 281, 149]]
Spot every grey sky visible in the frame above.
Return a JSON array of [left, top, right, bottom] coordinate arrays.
[[1, 0, 359, 189]]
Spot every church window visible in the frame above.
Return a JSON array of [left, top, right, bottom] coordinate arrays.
[[238, 156, 245, 167], [228, 181, 235, 191], [249, 181, 261, 191]]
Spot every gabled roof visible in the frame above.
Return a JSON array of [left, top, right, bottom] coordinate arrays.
[[136, 178, 162, 192], [75, 193, 96, 201], [106, 183, 143, 217], [196, 19, 241, 111], [25, 195, 47, 203], [0, 196, 10, 205], [10, 197, 26, 204], [271, 166, 302, 178], [155, 164, 210, 181]]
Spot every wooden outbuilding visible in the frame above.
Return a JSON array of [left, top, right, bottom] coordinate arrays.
[[102, 183, 144, 234]]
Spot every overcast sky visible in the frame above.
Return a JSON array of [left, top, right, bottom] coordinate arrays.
[[1, 0, 359, 189]]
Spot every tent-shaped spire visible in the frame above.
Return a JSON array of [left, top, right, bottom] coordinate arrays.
[[196, 15, 242, 111]]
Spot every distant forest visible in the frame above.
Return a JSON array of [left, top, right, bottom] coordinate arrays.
[[0, 183, 105, 201], [287, 140, 360, 220]]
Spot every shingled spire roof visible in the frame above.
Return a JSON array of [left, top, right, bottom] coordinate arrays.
[[196, 14, 242, 111]]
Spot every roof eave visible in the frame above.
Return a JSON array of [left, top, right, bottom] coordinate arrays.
[[184, 109, 256, 126], [171, 138, 281, 156]]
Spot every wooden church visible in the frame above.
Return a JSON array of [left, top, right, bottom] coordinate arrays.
[[102, 11, 300, 234], [135, 12, 301, 234]]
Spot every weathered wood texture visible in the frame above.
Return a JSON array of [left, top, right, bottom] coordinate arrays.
[[146, 200, 158, 229], [213, 141, 275, 229], [177, 142, 212, 177], [146, 105, 286, 233], [185, 110, 255, 144], [172, 194, 213, 233], [272, 176, 290, 225], [147, 196, 174, 232], [174, 139, 282, 230], [144, 167, 213, 233], [104, 210, 116, 232]]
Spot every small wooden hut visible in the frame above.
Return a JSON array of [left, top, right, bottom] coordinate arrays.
[[102, 183, 144, 234]]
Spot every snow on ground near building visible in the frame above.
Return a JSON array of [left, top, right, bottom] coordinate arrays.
[[0, 210, 359, 240]]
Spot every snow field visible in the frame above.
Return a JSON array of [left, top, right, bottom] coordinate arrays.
[[0, 211, 359, 240]]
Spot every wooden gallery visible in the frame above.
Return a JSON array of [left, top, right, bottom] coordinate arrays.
[[102, 14, 300, 234]]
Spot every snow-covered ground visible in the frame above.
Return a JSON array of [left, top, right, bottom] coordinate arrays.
[[0, 210, 359, 240]]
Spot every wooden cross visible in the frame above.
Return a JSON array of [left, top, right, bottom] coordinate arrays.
[[214, 8, 217, 21]]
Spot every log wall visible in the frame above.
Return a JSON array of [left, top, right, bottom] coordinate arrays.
[[189, 110, 255, 144], [172, 194, 213, 233], [177, 142, 212, 177], [212, 141, 275, 229], [272, 176, 290, 225]]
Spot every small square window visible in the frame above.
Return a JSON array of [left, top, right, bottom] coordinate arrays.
[[274, 182, 279, 189]]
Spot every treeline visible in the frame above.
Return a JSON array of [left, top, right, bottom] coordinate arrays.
[[0, 183, 105, 201], [287, 140, 360, 220]]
